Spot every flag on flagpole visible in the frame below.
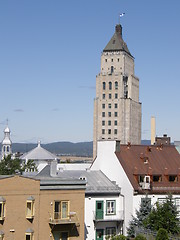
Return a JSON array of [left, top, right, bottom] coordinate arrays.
[[120, 13, 125, 17]]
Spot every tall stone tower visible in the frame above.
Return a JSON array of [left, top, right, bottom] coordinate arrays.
[[93, 24, 141, 158]]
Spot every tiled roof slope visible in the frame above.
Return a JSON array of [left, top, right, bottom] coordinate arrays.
[[115, 144, 180, 194], [103, 24, 132, 57]]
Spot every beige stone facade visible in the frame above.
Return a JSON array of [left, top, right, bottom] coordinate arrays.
[[93, 24, 141, 158], [0, 175, 85, 240]]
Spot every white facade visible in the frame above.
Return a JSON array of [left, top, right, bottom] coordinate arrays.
[[85, 195, 124, 240], [91, 140, 133, 235]]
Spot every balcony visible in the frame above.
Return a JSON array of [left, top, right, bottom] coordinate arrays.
[[49, 212, 79, 226], [93, 211, 124, 223]]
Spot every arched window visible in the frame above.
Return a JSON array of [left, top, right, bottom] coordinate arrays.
[[103, 82, 106, 90], [7, 146, 9, 152], [111, 66, 114, 74], [115, 81, 118, 90], [109, 82, 112, 90], [3, 146, 5, 152]]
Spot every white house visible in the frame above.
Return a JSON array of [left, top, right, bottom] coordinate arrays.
[[91, 140, 180, 235]]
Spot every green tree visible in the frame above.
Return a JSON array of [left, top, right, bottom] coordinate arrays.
[[127, 195, 151, 237], [144, 195, 180, 235], [156, 228, 169, 240], [135, 234, 147, 240], [0, 155, 37, 175]]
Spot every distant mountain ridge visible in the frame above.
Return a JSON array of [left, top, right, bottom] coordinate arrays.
[[9, 141, 93, 157], [0, 140, 151, 157]]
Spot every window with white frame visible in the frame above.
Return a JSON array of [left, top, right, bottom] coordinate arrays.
[[25, 229, 34, 240], [0, 231, 4, 240], [0, 197, 5, 220], [106, 200, 116, 215], [26, 197, 35, 219], [26, 233, 33, 240], [106, 227, 116, 237]]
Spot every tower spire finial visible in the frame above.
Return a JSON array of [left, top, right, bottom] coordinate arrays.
[[118, 13, 125, 24]]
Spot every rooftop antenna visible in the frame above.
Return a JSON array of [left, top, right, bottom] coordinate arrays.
[[118, 13, 125, 24]]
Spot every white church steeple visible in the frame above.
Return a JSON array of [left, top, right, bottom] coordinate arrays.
[[2, 123, 12, 159]]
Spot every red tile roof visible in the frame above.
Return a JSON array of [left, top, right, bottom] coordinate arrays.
[[115, 144, 180, 194]]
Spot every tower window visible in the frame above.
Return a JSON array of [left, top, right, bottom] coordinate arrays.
[[114, 129, 118, 135], [108, 112, 111, 117], [114, 120, 117, 126], [109, 94, 111, 99], [108, 129, 111, 134], [102, 104, 105, 109], [109, 82, 112, 90], [102, 129, 105, 134], [102, 121, 105, 126], [111, 59, 113, 62], [108, 104, 111, 109], [102, 94, 105, 99], [124, 91, 128, 98], [103, 82, 106, 90], [7, 146, 9, 152], [117, 58, 119, 62], [110, 66, 114, 74], [114, 112, 118, 117], [115, 81, 118, 90], [115, 103, 118, 109], [102, 112, 105, 117], [105, 59, 107, 62], [108, 121, 111, 126], [115, 93, 118, 99]]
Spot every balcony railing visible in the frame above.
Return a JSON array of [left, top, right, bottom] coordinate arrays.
[[49, 211, 79, 225], [93, 210, 124, 222]]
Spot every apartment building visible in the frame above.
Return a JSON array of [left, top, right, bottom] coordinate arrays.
[[38, 164, 124, 240], [0, 172, 86, 240]]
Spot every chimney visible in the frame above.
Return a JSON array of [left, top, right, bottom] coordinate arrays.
[[50, 159, 57, 177], [151, 116, 156, 145], [115, 140, 120, 152]]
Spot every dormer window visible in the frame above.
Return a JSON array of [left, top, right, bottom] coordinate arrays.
[[169, 175, 178, 182], [153, 175, 162, 182]]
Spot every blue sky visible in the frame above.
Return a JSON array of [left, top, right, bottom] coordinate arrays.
[[0, 0, 180, 143]]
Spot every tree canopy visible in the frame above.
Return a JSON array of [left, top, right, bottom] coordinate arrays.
[[127, 195, 152, 237], [144, 194, 180, 235], [0, 155, 37, 175]]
